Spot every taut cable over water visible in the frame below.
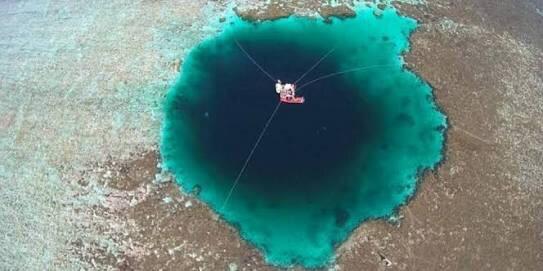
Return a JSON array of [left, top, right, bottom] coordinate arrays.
[[234, 40, 276, 82], [294, 47, 336, 85], [221, 100, 282, 210], [297, 64, 396, 92]]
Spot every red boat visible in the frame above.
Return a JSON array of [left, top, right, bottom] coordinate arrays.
[[280, 95, 305, 104], [276, 80, 305, 104]]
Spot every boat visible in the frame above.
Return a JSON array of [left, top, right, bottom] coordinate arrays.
[[275, 80, 305, 104]]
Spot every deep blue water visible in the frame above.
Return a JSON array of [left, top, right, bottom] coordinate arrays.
[[161, 6, 446, 267]]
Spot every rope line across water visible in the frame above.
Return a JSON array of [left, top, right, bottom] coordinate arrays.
[[297, 64, 396, 92], [294, 47, 336, 84], [235, 39, 276, 82], [221, 100, 282, 210]]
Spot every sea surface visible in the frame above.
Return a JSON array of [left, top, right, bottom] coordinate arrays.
[[161, 6, 446, 267]]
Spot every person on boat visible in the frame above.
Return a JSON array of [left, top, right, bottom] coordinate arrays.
[[275, 80, 283, 94]]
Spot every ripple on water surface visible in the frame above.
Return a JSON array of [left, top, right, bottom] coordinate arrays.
[[161, 6, 446, 267]]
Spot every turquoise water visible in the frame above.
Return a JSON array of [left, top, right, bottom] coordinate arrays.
[[161, 6, 446, 268]]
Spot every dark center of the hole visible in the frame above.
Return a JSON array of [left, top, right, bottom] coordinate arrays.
[[183, 39, 382, 195]]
